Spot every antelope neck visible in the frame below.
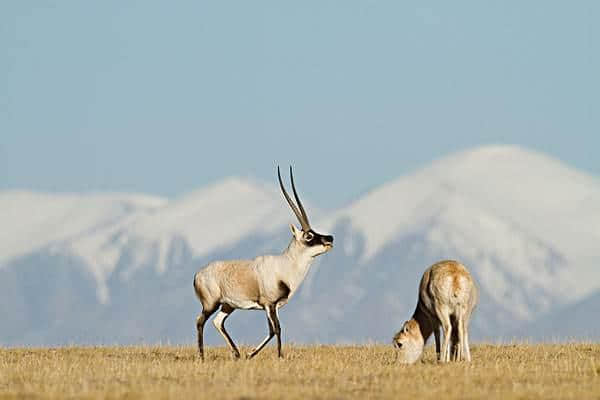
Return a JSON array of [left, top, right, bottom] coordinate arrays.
[[280, 238, 316, 293], [412, 302, 435, 342]]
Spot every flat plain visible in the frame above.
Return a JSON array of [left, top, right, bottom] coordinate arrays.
[[0, 344, 599, 399]]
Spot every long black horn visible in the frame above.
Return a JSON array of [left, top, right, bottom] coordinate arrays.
[[278, 166, 310, 231], [289, 166, 311, 229]]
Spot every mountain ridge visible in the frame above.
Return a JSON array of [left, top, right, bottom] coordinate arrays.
[[1, 145, 599, 345]]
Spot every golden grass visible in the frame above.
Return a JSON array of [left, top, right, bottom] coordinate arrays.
[[1, 344, 599, 399]]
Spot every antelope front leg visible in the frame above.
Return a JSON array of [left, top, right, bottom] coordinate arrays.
[[269, 306, 282, 358], [247, 309, 275, 359], [434, 326, 441, 361]]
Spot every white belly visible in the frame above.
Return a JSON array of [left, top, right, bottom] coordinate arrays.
[[223, 297, 263, 310]]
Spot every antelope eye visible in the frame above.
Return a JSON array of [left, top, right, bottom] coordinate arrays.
[[304, 232, 314, 241]]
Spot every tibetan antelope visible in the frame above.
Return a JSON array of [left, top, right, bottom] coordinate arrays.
[[193, 166, 334, 360], [393, 260, 478, 363]]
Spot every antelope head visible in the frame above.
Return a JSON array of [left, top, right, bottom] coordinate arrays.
[[278, 166, 334, 257], [393, 320, 425, 364]]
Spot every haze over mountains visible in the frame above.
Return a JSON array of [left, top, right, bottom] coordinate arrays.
[[1, 145, 599, 346]]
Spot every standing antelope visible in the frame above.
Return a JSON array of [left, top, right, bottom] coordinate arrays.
[[393, 260, 478, 363], [193, 166, 334, 360]]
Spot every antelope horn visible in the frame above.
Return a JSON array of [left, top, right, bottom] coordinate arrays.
[[289, 166, 311, 229], [277, 166, 311, 231]]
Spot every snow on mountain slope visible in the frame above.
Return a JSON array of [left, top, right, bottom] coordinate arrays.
[[294, 187, 571, 342], [323, 145, 600, 297], [0, 190, 166, 266], [415, 188, 571, 319], [124, 177, 291, 261], [50, 177, 298, 301], [425, 146, 600, 267]]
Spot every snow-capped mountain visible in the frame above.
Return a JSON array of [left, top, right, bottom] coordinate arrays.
[[48, 178, 295, 303], [305, 145, 600, 341], [324, 146, 600, 292], [0, 190, 166, 266], [1, 145, 599, 346]]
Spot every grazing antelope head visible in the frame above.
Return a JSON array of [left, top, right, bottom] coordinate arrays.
[[194, 166, 334, 361], [393, 319, 425, 364]]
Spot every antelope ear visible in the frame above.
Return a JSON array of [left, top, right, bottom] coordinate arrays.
[[290, 224, 303, 240]]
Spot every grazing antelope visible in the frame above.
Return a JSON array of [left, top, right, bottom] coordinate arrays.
[[393, 260, 478, 364], [193, 166, 334, 360]]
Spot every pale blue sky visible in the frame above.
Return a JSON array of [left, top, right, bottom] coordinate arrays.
[[1, 1, 598, 208]]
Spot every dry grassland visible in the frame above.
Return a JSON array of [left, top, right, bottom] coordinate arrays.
[[0, 343, 599, 399]]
